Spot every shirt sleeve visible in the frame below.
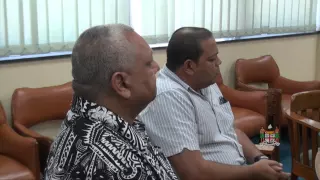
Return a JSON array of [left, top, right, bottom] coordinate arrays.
[[139, 89, 200, 157]]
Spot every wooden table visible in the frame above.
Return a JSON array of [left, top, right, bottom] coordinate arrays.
[[255, 144, 279, 162]]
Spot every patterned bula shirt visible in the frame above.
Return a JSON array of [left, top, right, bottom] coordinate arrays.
[[43, 96, 178, 180]]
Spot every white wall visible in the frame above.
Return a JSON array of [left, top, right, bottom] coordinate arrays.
[[0, 34, 319, 124]]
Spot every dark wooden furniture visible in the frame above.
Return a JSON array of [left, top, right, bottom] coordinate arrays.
[[255, 145, 278, 161], [316, 152, 320, 179], [286, 90, 320, 180], [260, 88, 282, 162]]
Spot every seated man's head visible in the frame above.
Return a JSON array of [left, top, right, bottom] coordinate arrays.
[[166, 27, 221, 90], [71, 24, 159, 118]]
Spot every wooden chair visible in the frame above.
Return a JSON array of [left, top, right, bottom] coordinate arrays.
[[315, 152, 320, 179], [285, 90, 320, 180]]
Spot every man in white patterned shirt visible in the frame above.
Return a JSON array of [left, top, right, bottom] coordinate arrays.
[[139, 27, 290, 180], [43, 24, 178, 180]]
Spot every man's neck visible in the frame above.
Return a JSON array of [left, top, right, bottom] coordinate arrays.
[[175, 70, 201, 91], [96, 97, 141, 124]]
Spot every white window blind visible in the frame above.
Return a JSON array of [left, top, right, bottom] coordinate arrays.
[[0, 0, 130, 57], [0, 0, 319, 57], [131, 0, 319, 44]]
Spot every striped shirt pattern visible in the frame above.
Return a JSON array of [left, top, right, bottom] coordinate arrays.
[[139, 66, 246, 165]]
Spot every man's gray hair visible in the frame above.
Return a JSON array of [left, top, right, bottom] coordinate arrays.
[[71, 24, 135, 100]]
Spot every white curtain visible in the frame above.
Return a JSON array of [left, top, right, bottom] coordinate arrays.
[[0, 0, 319, 57]]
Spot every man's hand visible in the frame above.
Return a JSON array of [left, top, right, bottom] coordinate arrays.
[[250, 160, 290, 180], [270, 162, 291, 180]]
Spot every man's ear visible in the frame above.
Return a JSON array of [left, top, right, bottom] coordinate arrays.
[[110, 72, 131, 99], [182, 59, 197, 75]]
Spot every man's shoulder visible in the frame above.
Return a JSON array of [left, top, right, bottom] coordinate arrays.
[[156, 76, 185, 94], [45, 123, 146, 178], [156, 67, 190, 93], [139, 86, 193, 119]]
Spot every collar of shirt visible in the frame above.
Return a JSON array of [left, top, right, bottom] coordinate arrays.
[[68, 95, 149, 152], [161, 66, 208, 98]]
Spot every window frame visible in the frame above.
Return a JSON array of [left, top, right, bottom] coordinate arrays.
[[0, 31, 318, 63]]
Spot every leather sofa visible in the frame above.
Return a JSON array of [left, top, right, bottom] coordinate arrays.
[[0, 102, 40, 180], [9, 76, 279, 167], [216, 72, 281, 138], [11, 82, 73, 173], [235, 55, 320, 126]]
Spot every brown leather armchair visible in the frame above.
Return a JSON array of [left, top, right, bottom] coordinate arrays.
[[216, 72, 281, 138], [0, 102, 40, 180], [11, 82, 73, 173], [235, 55, 320, 126]]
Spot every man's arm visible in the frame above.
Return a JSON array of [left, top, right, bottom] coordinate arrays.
[[169, 149, 285, 180], [169, 149, 252, 180], [235, 128, 263, 164], [140, 90, 287, 180]]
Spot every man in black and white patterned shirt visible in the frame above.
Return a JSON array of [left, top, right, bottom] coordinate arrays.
[[43, 24, 178, 180]]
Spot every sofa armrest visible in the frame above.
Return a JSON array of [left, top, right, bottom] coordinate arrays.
[[13, 122, 53, 149], [218, 84, 267, 115], [236, 81, 268, 92], [13, 122, 52, 142], [0, 124, 40, 180], [272, 76, 320, 95], [13, 122, 53, 173]]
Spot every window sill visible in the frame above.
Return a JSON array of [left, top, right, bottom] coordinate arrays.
[[1, 31, 319, 64]]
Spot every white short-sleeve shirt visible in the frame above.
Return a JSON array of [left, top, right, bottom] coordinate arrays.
[[139, 66, 246, 165]]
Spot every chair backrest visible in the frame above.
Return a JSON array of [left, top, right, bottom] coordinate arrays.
[[288, 90, 320, 179], [291, 90, 320, 115], [0, 102, 7, 125], [11, 82, 73, 127], [235, 55, 280, 89]]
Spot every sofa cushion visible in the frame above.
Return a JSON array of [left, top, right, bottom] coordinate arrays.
[[232, 107, 266, 138], [0, 155, 35, 180], [29, 119, 63, 140]]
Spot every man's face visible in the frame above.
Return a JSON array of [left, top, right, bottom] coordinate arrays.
[[193, 38, 221, 88], [126, 32, 159, 105]]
